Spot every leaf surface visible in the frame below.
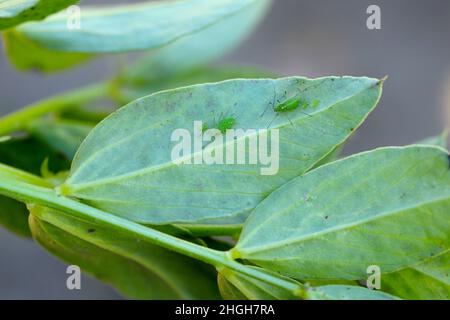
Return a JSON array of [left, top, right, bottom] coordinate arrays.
[[62, 76, 383, 226], [27, 118, 93, 159], [382, 251, 450, 300], [233, 146, 450, 280]]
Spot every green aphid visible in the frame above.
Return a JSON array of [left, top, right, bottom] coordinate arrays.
[[311, 99, 320, 109], [273, 98, 301, 112], [217, 117, 236, 133]]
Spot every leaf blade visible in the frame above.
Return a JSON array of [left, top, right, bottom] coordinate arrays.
[[234, 146, 450, 280]]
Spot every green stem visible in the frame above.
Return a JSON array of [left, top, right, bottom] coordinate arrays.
[[0, 83, 108, 136], [0, 172, 301, 295]]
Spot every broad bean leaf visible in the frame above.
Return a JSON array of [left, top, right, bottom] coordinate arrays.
[[233, 146, 450, 280], [29, 205, 221, 299], [312, 285, 399, 300], [27, 118, 93, 159], [60, 76, 383, 227], [0, 0, 78, 30], [0, 136, 70, 174], [217, 266, 300, 300], [4, 0, 270, 71], [382, 251, 450, 300]]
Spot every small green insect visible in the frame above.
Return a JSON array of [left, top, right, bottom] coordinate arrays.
[[217, 117, 236, 133], [266, 97, 312, 128], [311, 99, 320, 109], [273, 98, 301, 112]]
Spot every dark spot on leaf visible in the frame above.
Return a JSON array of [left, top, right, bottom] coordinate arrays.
[[350, 128, 354, 131], [447, 154, 450, 168], [324, 215, 329, 220], [87, 229, 95, 233]]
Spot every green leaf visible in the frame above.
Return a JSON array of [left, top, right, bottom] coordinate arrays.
[[119, 0, 272, 83], [5, 0, 270, 72], [218, 266, 300, 300], [311, 285, 399, 300], [0, 195, 30, 236], [115, 65, 276, 104], [232, 146, 450, 280], [0, 0, 78, 30], [382, 251, 450, 300], [416, 129, 448, 149], [2, 30, 90, 72], [27, 118, 93, 159], [60, 76, 383, 228], [29, 205, 221, 299]]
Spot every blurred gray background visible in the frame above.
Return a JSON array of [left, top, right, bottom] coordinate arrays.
[[0, 0, 449, 299]]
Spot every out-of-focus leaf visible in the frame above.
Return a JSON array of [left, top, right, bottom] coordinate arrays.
[[60, 76, 383, 229], [311, 143, 343, 169], [116, 66, 275, 104], [233, 146, 450, 280], [311, 285, 399, 300], [0, 0, 78, 30], [29, 205, 221, 299], [5, 0, 270, 72], [218, 266, 300, 300], [382, 251, 450, 300], [2, 30, 90, 72], [121, 0, 272, 83], [0, 195, 30, 236], [0, 136, 70, 174], [416, 129, 448, 149], [27, 118, 93, 159]]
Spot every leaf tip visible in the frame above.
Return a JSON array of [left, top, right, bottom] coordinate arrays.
[[378, 75, 389, 85]]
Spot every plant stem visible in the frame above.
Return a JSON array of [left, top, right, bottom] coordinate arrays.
[[0, 171, 301, 295], [0, 83, 108, 136]]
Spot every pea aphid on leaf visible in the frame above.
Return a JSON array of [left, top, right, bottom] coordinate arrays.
[[217, 117, 236, 133]]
